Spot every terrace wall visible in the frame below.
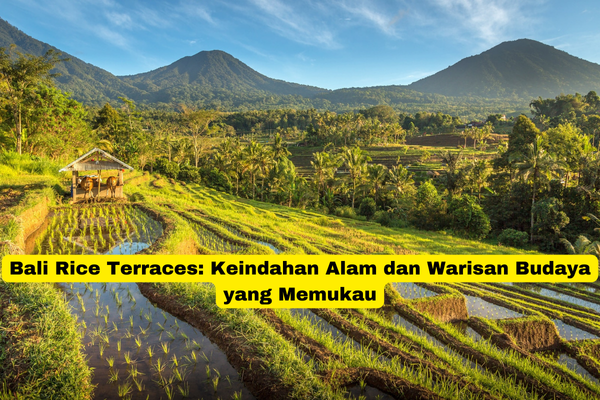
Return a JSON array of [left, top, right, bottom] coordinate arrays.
[[497, 318, 561, 351], [411, 293, 469, 322]]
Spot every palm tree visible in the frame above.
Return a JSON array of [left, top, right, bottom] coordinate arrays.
[[387, 164, 414, 197], [515, 136, 562, 243], [341, 146, 371, 208], [560, 235, 600, 258], [271, 132, 291, 161], [311, 151, 341, 201], [439, 150, 463, 197], [366, 164, 388, 204], [241, 141, 262, 199]]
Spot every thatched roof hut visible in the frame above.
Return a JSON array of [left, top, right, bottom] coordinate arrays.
[[60, 148, 134, 202]]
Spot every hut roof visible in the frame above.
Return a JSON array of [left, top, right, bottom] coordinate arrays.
[[59, 148, 134, 172]]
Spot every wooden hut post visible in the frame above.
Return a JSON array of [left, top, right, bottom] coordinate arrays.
[[118, 169, 124, 185], [97, 169, 101, 199], [72, 171, 78, 200]]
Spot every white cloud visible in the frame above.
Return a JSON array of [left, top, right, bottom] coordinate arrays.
[[424, 0, 544, 44], [106, 12, 133, 28], [336, 0, 405, 37], [246, 0, 339, 48]]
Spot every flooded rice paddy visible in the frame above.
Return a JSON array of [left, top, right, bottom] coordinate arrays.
[[62, 282, 253, 400]]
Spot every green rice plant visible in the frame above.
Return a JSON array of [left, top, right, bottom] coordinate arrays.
[[153, 358, 165, 375], [112, 321, 118, 332], [144, 312, 152, 323], [212, 376, 219, 392], [124, 351, 132, 365], [146, 345, 154, 358], [205, 365, 211, 379], [108, 369, 119, 383], [117, 382, 132, 398], [134, 336, 142, 349], [172, 367, 183, 382], [231, 391, 242, 400], [138, 326, 148, 335], [166, 330, 175, 340], [117, 339, 123, 352], [156, 322, 165, 331], [98, 343, 105, 358], [129, 364, 144, 379], [163, 384, 174, 400], [180, 331, 188, 340], [170, 354, 179, 368], [106, 356, 115, 368], [177, 382, 189, 397], [189, 351, 197, 364], [161, 342, 170, 355], [132, 377, 144, 392]]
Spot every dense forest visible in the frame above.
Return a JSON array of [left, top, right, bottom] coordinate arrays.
[[3, 46, 600, 256]]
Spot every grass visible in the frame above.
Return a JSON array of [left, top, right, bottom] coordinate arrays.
[[0, 280, 93, 399]]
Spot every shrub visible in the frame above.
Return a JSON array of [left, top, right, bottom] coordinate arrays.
[[373, 210, 391, 226], [358, 197, 377, 219], [334, 206, 357, 219], [449, 195, 491, 239], [498, 228, 529, 248], [153, 158, 179, 179], [178, 163, 201, 183], [199, 167, 232, 193]]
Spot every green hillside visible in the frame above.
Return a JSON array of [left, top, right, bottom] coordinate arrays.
[[0, 17, 145, 104]]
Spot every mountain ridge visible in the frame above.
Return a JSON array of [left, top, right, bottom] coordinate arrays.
[[2, 17, 600, 113], [408, 39, 600, 99]]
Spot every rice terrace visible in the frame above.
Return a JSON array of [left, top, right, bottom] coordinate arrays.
[[5, 5, 600, 399]]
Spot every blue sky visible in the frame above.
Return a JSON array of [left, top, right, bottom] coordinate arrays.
[[3, 0, 600, 89]]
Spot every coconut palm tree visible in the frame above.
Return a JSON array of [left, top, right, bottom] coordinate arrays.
[[366, 164, 388, 204], [515, 136, 563, 242], [341, 146, 371, 208]]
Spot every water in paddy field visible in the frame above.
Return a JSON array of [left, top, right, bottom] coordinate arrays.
[[558, 354, 600, 386], [536, 288, 600, 314], [61, 282, 254, 400], [540, 351, 600, 386], [392, 282, 437, 299], [464, 295, 523, 319], [552, 320, 600, 341]]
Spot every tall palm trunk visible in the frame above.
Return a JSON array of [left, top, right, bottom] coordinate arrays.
[[530, 169, 537, 243]]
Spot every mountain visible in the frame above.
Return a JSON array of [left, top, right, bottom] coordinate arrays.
[[2, 16, 596, 116], [0, 18, 326, 107], [121, 50, 326, 102], [0, 17, 145, 104], [408, 39, 600, 99]]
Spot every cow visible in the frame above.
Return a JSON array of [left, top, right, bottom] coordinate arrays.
[[79, 176, 95, 201], [106, 176, 118, 198]]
